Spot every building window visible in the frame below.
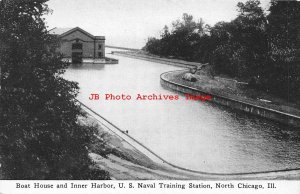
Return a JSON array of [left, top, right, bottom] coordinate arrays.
[[98, 52, 102, 58], [98, 44, 102, 50], [72, 43, 82, 50]]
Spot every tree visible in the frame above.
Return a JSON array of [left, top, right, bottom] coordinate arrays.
[[210, 0, 268, 79], [144, 13, 207, 61], [142, 37, 162, 55], [260, 0, 300, 100], [143, 0, 300, 102], [0, 0, 109, 179]]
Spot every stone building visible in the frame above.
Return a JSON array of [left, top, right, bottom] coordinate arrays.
[[49, 27, 105, 63]]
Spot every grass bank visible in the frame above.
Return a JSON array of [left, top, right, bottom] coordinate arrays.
[[165, 70, 300, 119], [78, 105, 300, 179]]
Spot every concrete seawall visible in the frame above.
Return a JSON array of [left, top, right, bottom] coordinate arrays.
[[112, 51, 300, 127], [161, 70, 300, 127]]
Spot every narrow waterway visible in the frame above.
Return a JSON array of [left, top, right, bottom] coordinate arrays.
[[64, 48, 300, 173]]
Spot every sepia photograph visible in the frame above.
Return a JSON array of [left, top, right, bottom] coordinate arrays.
[[0, 0, 300, 193]]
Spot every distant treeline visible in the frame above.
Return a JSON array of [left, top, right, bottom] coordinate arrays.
[[143, 0, 300, 102]]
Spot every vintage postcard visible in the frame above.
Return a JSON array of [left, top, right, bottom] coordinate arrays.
[[0, 0, 299, 193]]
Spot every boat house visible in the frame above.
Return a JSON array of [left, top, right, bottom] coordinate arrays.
[[49, 27, 105, 63]]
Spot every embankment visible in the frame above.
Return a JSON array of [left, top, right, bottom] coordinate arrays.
[[112, 51, 300, 127], [78, 100, 300, 179], [161, 70, 300, 127]]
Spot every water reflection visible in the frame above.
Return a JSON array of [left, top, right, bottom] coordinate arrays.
[[69, 63, 105, 71]]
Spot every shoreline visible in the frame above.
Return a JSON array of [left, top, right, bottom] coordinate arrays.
[[76, 49, 300, 179], [161, 70, 300, 127], [112, 51, 300, 127], [78, 101, 300, 179]]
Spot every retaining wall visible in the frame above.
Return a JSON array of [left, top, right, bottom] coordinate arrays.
[[161, 71, 300, 127]]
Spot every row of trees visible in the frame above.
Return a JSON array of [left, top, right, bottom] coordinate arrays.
[[143, 0, 300, 102], [0, 0, 109, 179]]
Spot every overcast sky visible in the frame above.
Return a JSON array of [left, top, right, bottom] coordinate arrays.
[[45, 0, 271, 49]]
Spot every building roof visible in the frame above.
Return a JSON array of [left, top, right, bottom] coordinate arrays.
[[49, 27, 73, 35], [49, 27, 105, 40]]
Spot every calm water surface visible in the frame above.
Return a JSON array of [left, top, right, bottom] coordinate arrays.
[[64, 49, 300, 173]]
